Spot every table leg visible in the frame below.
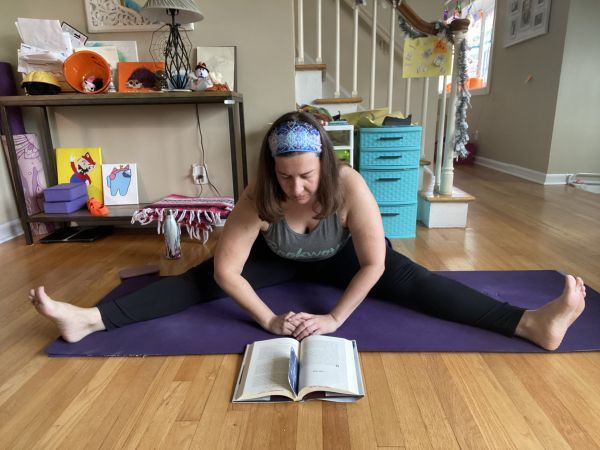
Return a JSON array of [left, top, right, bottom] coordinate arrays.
[[0, 105, 33, 244]]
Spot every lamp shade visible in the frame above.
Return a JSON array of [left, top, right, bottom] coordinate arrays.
[[142, 0, 204, 24]]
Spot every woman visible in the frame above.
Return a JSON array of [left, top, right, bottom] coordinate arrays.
[[30, 112, 586, 350]]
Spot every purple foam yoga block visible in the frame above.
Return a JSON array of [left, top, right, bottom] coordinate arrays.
[[44, 183, 88, 202], [43, 194, 88, 214]]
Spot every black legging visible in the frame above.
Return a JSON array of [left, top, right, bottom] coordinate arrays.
[[99, 235, 525, 336]]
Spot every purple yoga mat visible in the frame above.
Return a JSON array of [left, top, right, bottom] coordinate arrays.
[[46, 270, 599, 356], [0, 62, 26, 135]]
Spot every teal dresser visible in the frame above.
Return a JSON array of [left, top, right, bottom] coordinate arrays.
[[357, 126, 422, 238]]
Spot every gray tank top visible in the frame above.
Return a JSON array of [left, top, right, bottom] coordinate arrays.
[[262, 214, 351, 261]]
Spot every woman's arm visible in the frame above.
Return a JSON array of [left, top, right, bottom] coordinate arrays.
[[213, 187, 296, 335], [292, 167, 386, 339]]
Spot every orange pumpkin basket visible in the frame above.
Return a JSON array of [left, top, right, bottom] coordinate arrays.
[[63, 51, 111, 94]]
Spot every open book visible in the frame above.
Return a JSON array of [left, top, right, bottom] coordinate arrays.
[[232, 335, 364, 403]]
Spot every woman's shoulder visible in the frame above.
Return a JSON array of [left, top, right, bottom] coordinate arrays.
[[236, 182, 271, 231], [338, 164, 369, 194]]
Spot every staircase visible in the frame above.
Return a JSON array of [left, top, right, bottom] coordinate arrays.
[[295, 63, 362, 116], [293, 0, 476, 229]]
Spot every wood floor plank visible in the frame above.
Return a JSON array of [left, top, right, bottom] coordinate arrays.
[[346, 356, 377, 450], [176, 355, 224, 421], [481, 354, 571, 449], [516, 355, 600, 447], [388, 353, 460, 449], [419, 354, 488, 449], [2, 359, 104, 449], [379, 353, 434, 448], [296, 401, 323, 449], [33, 358, 125, 449], [442, 353, 543, 449], [112, 356, 187, 448], [216, 410, 251, 450], [360, 353, 405, 447], [502, 354, 595, 448], [67, 357, 164, 449], [161, 420, 198, 450], [322, 402, 351, 450], [189, 355, 241, 448]]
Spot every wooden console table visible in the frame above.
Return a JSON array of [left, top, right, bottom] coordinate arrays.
[[0, 91, 247, 244]]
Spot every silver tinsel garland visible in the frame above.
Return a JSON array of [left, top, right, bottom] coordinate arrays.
[[453, 39, 471, 159]]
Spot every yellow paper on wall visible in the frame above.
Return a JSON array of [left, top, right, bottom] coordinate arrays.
[[56, 147, 103, 201], [402, 36, 452, 78]]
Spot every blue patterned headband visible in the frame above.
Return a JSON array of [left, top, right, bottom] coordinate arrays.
[[268, 121, 322, 157]]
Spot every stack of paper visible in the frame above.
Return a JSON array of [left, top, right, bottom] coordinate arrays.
[[15, 18, 77, 92]]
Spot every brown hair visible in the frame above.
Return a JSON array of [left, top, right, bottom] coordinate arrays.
[[255, 111, 343, 222]]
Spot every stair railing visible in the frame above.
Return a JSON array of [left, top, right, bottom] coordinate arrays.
[[294, 0, 470, 196]]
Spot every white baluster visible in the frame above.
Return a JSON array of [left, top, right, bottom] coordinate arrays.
[[420, 77, 429, 159], [369, 0, 378, 109], [316, 0, 322, 64], [387, 1, 397, 113], [435, 75, 448, 193], [335, 0, 341, 97], [297, 0, 304, 64], [405, 77, 411, 115], [352, 4, 359, 97], [440, 31, 467, 195]]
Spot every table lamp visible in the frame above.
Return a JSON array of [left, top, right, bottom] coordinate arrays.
[[142, 0, 204, 89]]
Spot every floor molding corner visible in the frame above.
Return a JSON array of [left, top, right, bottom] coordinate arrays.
[[474, 156, 569, 185], [0, 219, 23, 244]]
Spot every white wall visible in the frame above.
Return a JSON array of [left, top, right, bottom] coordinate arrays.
[[548, 0, 600, 173], [0, 0, 296, 230]]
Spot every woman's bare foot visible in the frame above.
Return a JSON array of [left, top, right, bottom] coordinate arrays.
[[516, 275, 586, 351], [29, 286, 106, 343]]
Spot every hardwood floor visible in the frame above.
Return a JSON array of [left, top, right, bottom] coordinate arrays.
[[1, 165, 599, 449]]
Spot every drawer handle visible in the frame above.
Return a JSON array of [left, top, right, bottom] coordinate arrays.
[[377, 136, 403, 141], [381, 213, 399, 217], [376, 177, 401, 182], [376, 155, 402, 160]]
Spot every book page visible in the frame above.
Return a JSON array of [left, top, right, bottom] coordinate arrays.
[[240, 338, 300, 399], [298, 336, 359, 397]]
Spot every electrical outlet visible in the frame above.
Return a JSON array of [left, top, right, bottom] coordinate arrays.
[[198, 165, 208, 185], [191, 163, 203, 185]]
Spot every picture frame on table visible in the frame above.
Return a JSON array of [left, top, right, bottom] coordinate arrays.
[[102, 163, 139, 205], [84, 0, 194, 32], [196, 46, 237, 92]]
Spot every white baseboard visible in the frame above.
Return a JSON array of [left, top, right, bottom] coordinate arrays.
[[474, 156, 570, 185], [0, 219, 24, 244]]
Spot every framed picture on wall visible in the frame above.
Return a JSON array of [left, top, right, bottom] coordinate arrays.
[[85, 0, 194, 32], [504, 0, 552, 47]]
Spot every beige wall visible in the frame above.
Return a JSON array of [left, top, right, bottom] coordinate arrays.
[[469, 0, 570, 173], [0, 0, 296, 226], [548, 0, 600, 173]]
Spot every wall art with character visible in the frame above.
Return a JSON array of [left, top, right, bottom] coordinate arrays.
[[56, 147, 103, 201], [101, 163, 139, 205]]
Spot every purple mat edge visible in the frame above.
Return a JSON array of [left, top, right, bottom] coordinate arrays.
[[45, 270, 600, 356]]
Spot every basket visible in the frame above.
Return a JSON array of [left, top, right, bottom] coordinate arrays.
[[63, 51, 111, 94]]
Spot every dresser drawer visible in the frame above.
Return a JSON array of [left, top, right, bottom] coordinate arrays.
[[359, 149, 420, 169], [359, 127, 421, 149], [362, 168, 418, 203], [380, 204, 417, 238]]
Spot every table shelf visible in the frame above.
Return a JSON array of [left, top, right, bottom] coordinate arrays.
[[0, 91, 247, 244]]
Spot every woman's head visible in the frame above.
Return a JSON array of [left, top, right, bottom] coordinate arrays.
[[255, 111, 343, 222]]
